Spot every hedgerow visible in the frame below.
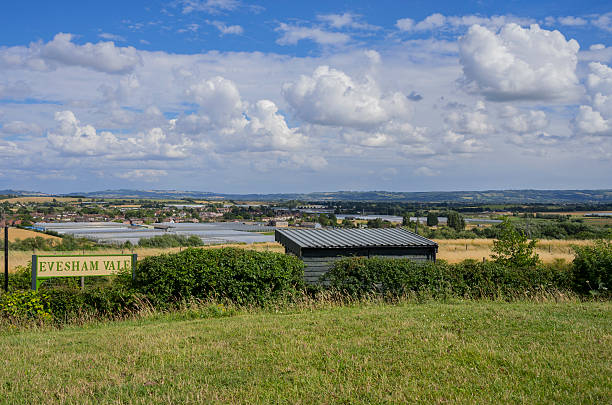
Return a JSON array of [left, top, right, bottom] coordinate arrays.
[[130, 247, 305, 306], [322, 257, 574, 299], [572, 240, 612, 294], [137, 234, 204, 248]]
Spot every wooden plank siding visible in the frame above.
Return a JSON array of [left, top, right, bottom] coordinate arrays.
[[298, 246, 437, 284], [275, 228, 438, 284]]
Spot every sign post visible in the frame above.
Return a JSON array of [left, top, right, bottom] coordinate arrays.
[[4, 225, 8, 292], [31, 254, 137, 290]]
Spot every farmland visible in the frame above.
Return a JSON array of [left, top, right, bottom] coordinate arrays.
[[0, 239, 593, 273], [4, 228, 61, 242], [0, 300, 609, 404], [434, 238, 593, 263]]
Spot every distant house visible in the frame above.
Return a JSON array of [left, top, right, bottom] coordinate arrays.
[[269, 220, 288, 227], [275, 228, 438, 284]]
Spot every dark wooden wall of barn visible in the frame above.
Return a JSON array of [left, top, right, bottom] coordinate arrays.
[[294, 246, 437, 284]]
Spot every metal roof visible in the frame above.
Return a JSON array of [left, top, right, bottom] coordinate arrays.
[[275, 228, 437, 249]]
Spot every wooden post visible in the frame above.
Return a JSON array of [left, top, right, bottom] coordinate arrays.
[[4, 225, 8, 292]]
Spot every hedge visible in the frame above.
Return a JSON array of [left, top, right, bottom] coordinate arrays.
[[130, 247, 305, 306], [572, 240, 612, 294], [0, 286, 144, 324], [322, 257, 574, 299]]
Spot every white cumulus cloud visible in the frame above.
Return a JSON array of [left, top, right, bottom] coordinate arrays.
[[47, 111, 122, 156], [282, 65, 412, 129], [500, 106, 549, 134], [246, 100, 305, 151], [0, 33, 142, 74], [574, 62, 612, 136], [459, 24, 581, 101], [445, 102, 494, 135]]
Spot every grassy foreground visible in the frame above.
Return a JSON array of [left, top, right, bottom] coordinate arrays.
[[0, 301, 610, 404]]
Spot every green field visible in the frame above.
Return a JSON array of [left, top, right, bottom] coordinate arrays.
[[0, 301, 610, 404]]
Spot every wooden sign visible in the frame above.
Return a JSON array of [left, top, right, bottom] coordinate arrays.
[[31, 254, 136, 290]]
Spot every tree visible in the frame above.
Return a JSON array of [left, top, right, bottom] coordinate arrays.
[[367, 218, 384, 228], [341, 218, 356, 228], [328, 214, 337, 226], [402, 214, 411, 226], [426, 212, 439, 226], [447, 211, 465, 231], [491, 218, 540, 268]]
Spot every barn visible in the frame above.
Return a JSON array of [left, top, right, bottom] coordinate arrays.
[[275, 228, 438, 284]]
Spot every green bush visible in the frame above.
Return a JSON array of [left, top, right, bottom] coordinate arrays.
[[0, 264, 32, 291], [572, 240, 612, 294], [43, 286, 145, 322], [131, 247, 304, 306], [491, 218, 540, 268], [0, 290, 52, 322], [322, 257, 574, 299], [0, 285, 145, 324]]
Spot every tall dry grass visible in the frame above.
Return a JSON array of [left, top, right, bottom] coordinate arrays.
[[435, 238, 594, 263]]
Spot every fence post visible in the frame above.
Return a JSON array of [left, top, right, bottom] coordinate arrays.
[[31, 255, 37, 290], [4, 225, 8, 292]]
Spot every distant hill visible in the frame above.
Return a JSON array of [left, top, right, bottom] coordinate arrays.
[[2, 188, 611, 203], [58, 188, 612, 203], [0, 189, 51, 197]]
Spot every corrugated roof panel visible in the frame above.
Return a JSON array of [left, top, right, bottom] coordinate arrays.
[[275, 228, 437, 249]]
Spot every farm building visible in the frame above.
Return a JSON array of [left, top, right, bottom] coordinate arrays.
[[275, 228, 438, 284]]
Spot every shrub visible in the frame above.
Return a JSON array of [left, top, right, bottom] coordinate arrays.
[[131, 247, 304, 306], [491, 218, 540, 268], [572, 240, 612, 294], [0, 290, 52, 322], [323, 257, 574, 299], [137, 234, 204, 248], [43, 286, 145, 322], [0, 264, 32, 291]]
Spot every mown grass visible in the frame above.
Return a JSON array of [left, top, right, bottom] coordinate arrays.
[[0, 300, 610, 404]]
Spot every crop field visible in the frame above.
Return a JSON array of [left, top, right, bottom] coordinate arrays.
[[434, 239, 593, 263], [0, 301, 609, 404], [4, 228, 61, 243]]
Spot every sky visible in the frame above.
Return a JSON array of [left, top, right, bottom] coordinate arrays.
[[0, 0, 611, 194]]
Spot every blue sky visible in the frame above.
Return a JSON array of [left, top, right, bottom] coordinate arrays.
[[0, 1, 611, 193]]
